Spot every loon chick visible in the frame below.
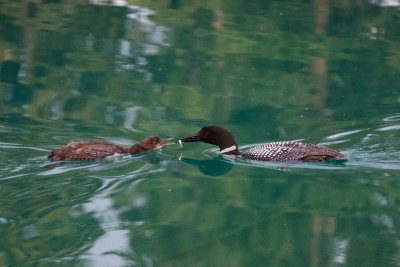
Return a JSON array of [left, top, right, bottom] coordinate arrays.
[[179, 126, 347, 162], [49, 136, 170, 161]]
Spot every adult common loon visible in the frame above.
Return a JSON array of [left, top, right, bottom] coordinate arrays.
[[179, 126, 347, 162], [48, 136, 170, 161]]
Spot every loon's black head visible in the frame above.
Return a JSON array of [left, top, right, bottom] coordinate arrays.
[[179, 126, 239, 155]]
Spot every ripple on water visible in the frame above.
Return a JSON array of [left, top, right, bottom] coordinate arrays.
[[325, 129, 365, 140], [350, 114, 400, 170], [382, 114, 400, 122], [377, 125, 400, 132]]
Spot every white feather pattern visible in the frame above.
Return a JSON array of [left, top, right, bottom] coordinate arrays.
[[220, 145, 238, 154], [241, 141, 338, 161]]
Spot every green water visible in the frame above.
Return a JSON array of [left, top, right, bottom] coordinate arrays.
[[1, 0, 400, 266]]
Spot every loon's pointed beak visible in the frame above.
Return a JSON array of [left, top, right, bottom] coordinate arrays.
[[179, 132, 203, 147]]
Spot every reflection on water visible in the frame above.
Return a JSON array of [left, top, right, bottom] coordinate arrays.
[[80, 193, 131, 267], [180, 156, 234, 176], [369, 0, 400, 7], [1, 0, 400, 266]]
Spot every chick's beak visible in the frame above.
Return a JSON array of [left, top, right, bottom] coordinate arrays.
[[157, 138, 174, 149]]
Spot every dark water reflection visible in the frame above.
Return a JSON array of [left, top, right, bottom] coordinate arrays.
[[1, 0, 400, 266]]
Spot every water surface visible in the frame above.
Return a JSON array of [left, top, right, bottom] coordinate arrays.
[[1, 0, 400, 266]]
